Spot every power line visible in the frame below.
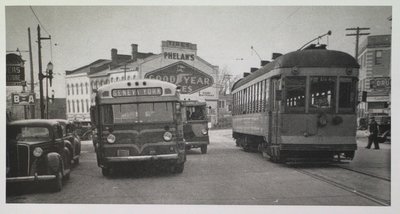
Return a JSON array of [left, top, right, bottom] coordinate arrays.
[[30, 6, 51, 36]]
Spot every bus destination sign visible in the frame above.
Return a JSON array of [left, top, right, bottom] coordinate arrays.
[[112, 87, 162, 97]]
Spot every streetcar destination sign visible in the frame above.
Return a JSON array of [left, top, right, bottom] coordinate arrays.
[[111, 87, 162, 97]]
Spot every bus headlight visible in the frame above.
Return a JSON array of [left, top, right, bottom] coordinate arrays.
[[163, 132, 172, 141], [33, 147, 43, 157], [201, 129, 208, 135], [107, 134, 116, 144]]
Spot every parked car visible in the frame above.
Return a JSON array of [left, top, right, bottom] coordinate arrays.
[[51, 119, 81, 165], [74, 120, 93, 140], [6, 119, 72, 192]]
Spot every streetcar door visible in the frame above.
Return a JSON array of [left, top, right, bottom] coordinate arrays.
[[270, 78, 281, 144]]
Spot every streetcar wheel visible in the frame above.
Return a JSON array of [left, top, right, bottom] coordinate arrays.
[[102, 167, 111, 176], [201, 145, 208, 154]]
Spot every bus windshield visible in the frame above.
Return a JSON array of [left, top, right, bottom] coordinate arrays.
[[186, 105, 207, 121], [102, 102, 174, 124]]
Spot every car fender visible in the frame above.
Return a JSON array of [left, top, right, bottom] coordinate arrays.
[[64, 139, 74, 156], [47, 152, 61, 174]]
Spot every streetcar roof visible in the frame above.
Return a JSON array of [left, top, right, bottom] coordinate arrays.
[[232, 48, 359, 91]]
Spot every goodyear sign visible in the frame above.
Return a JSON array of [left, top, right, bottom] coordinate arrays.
[[145, 62, 214, 94], [12, 93, 36, 105]]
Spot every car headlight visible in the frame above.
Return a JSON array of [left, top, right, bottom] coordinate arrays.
[[163, 132, 172, 141], [33, 147, 43, 157], [107, 134, 116, 144], [201, 129, 208, 135]]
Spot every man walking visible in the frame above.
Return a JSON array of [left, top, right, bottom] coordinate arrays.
[[366, 116, 380, 149]]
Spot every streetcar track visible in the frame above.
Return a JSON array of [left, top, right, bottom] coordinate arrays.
[[332, 164, 391, 182], [294, 168, 390, 206]]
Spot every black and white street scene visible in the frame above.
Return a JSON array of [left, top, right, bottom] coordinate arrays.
[[3, 2, 397, 214]]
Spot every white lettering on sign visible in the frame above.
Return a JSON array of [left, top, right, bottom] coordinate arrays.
[[111, 88, 163, 97], [13, 94, 20, 103]]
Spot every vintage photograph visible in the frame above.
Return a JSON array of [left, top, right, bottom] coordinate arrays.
[[2, 1, 396, 213]]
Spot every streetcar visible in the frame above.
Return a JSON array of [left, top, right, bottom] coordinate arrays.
[[231, 44, 359, 163], [181, 100, 210, 154], [90, 79, 186, 176]]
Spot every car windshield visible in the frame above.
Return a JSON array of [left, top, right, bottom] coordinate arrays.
[[8, 126, 51, 141], [186, 105, 207, 121], [102, 102, 174, 124]]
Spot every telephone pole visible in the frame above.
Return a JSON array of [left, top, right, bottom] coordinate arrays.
[[346, 27, 370, 59]]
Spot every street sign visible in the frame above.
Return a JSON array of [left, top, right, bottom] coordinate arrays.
[[6, 54, 25, 86], [145, 61, 214, 94], [12, 93, 36, 105]]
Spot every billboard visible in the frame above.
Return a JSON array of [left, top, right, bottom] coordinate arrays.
[[144, 61, 214, 94]]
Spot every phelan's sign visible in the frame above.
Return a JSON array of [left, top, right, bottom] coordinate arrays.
[[145, 62, 214, 94]]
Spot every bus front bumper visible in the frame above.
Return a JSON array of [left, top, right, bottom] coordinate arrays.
[[6, 174, 56, 183], [104, 154, 179, 162]]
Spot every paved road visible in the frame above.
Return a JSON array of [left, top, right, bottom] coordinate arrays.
[[6, 129, 389, 206]]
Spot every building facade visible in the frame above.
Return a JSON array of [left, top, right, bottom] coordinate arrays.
[[357, 35, 391, 118], [65, 41, 220, 125]]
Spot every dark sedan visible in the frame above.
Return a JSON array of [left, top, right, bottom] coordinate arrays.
[[6, 119, 72, 192]]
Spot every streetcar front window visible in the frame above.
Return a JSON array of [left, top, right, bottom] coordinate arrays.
[[285, 76, 306, 113], [102, 102, 174, 124], [309, 76, 336, 113], [339, 77, 357, 113]]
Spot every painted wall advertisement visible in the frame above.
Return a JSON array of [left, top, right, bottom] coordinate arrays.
[[145, 61, 214, 94]]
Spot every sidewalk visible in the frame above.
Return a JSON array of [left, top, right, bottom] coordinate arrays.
[[342, 130, 391, 180]]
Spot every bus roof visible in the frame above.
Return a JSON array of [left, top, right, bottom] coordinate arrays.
[[232, 48, 359, 91]]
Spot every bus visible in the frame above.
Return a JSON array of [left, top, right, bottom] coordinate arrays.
[[181, 100, 210, 154], [231, 44, 359, 163], [91, 79, 186, 176]]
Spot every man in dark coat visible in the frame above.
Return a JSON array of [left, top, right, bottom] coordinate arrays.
[[366, 117, 380, 149]]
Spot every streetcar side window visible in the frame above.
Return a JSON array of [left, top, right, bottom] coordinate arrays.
[[309, 76, 336, 113], [285, 76, 306, 113], [339, 77, 357, 113]]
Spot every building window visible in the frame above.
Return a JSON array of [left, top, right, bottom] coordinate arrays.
[[71, 84, 74, 95], [86, 99, 89, 112], [81, 99, 84, 113], [85, 83, 88, 94], [105, 79, 109, 84], [127, 76, 131, 80], [72, 100, 75, 113], [67, 100, 70, 113], [375, 50, 382, 65], [76, 83, 79, 95], [116, 77, 119, 82], [100, 80, 103, 87], [80, 83, 83, 94], [67, 84, 70, 96], [77, 100, 80, 113], [111, 77, 114, 83]]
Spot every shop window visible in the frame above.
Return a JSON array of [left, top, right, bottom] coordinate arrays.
[[375, 50, 382, 65]]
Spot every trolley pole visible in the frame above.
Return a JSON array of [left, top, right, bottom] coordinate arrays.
[[345, 27, 370, 59]]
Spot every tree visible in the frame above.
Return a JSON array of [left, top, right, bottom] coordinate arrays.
[[217, 66, 241, 95]]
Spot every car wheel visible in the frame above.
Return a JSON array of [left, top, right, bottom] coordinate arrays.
[[51, 170, 63, 192], [201, 145, 208, 154], [172, 163, 184, 173], [74, 157, 80, 166]]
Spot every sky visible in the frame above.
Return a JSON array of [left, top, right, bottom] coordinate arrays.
[[3, 3, 394, 99]]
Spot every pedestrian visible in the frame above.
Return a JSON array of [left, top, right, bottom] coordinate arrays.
[[366, 116, 380, 149]]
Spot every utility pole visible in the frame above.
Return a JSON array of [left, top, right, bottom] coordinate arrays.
[[37, 25, 51, 119], [28, 27, 35, 119], [346, 27, 370, 59]]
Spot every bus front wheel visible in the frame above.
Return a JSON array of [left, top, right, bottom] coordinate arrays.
[[201, 145, 208, 154]]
